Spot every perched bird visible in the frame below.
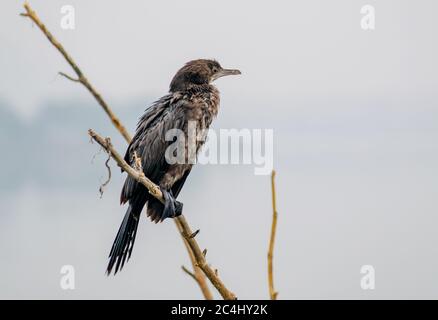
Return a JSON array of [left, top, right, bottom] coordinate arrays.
[[106, 59, 241, 275]]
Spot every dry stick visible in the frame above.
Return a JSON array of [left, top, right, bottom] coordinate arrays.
[[88, 129, 236, 300], [268, 170, 279, 300], [20, 2, 217, 300], [178, 226, 214, 300]]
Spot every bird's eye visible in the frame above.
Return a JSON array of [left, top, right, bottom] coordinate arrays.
[[212, 67, 218, 73]]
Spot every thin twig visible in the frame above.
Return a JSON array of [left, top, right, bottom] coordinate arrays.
[[268, 170, 279, 300], [99, 149, 112, 198], [88, 129, 236, 300], [181, 265, 197, 281], [21, 2, 214, 300], [59, 71, 81, 83]]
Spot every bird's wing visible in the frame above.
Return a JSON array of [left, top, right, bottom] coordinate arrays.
[[171, 168, 192, 197], [120, 93, 187, 204], [122, 95, 171, 164]]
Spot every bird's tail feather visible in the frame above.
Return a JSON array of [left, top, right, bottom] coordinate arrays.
[[146, 199, 165, 223], [106, 204, 141, 275]]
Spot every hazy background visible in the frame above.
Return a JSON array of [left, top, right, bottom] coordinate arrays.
[[1, 0, 437, 299]]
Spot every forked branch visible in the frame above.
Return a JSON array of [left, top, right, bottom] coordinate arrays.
[[88, 129, 236, 300]]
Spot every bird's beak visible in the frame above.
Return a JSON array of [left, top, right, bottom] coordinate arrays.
[[212, 68, 241, 81]]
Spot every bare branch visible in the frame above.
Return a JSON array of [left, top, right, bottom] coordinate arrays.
[[21, 2, 131, 143], [88, 129, 237, 300], [176, 214, 236, 300], [175, 223, 214, 300], [268, 170, 279, 300], [21, 2, 215, 300], [181, 265, 213, 299]]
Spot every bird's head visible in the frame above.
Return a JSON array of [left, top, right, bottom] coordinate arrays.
[[170, 59, 241, 92]]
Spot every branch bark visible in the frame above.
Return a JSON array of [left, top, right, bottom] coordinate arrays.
[[268, 170, 279, 300], [21, 1, 223, 300], [177, 225, 214, 300], [88, 129, 236, 300]]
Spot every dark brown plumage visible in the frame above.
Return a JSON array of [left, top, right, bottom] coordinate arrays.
[[106, 59, 240, 275]]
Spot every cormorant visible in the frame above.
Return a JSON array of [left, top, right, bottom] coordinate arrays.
[[106, 59, 241, 275]]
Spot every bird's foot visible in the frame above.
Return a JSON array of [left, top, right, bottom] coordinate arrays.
[[174, 201, 183, 217], [160, 188, 183, 221]]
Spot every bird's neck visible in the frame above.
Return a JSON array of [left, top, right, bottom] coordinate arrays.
[[171, 83, 216, 94]]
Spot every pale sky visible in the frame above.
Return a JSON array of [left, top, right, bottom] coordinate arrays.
[[1, 0, 438, 299], [2, 0, 437, 117]]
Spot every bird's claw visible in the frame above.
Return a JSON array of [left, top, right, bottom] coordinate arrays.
[[160, 188, 183, 221], [174, 200, 183, 217]]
